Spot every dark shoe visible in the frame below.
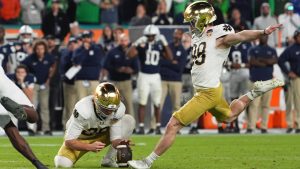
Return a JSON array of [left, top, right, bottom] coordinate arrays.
[[147, 128, 154, 134], [286, 128, 293, 133], [28, 129, 36, 136], [218, 127, 225, 133], [295, 129, 300, 133], [32, 159, 48, 169], [0, 97, 27, 120], [261, 129, 268, 134], [245, 129, 253, 134], [155, 127, 162, 135], [136, 127, 145, 135], [44, 131, 52, 136], [177, 131, 181, 135], [233, 128, 240, 134], [189, 127, 199, 134]]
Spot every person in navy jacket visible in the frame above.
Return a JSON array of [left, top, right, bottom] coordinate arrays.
[[278, 29, 300, 134], [22, 40, 56, 135], [103, 34, 139, 118], [60, 37, 79, 129], [72, 30, 105, 101], [247, 35, 278, 134]]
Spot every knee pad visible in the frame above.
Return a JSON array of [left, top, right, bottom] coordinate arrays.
[[54, 155, 73, 168]]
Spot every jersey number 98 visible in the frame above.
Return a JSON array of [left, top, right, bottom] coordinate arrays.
[[192, 42, 206, 66]]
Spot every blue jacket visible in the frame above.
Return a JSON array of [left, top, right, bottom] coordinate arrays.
[[73, 44, 105, 80], [160, 42, 187, 81], [104, 45, 139, 81], [278, 43, 300, 76]]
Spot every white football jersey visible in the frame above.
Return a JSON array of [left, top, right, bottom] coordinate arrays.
[[64, 95, 126, 140], [191, 24, 235, 88]]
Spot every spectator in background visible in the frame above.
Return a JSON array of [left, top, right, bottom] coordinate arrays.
[[227, 8, 249, 30], [278, 2, 300, 47], [60, 37, 78, 129], [7, 64, 36, 102], [0, 26, 10, 71], [99, 25, 115, 53], [159, 29, 188, 134], [103, 33, 139, 117], [100, 0, 119, 25], [0, 0, 21, 24], [229, 0, 253, 25], [42, 0, 69, 42], [73, 30, 105, 100], [45, 34, 63, 130], [247, 36, 278, 134], [69, 21, 81, 38], [112, 27, 124, 48], [22, 40, 56, 135], [129, 4, 152, 26], [278, 29, 300, 134], [152, 0, 173, 25], [253, 3, 278, 47], [20, 0, 44, 25]]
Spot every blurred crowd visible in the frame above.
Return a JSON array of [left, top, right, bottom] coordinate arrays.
[[0, 0, 299, 135]]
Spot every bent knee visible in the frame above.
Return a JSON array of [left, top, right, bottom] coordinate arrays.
[[54, 155, 73, 168]]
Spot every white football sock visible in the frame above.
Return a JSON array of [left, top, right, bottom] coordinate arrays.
[[145, 152, 159, 166]]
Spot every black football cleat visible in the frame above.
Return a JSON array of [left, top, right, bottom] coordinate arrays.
[[155, 127, 162, 135], [147, 128, 154, 134], [136, 127, 145, 135], [286, 128, 293, 133], [189, 127, 199, 134]]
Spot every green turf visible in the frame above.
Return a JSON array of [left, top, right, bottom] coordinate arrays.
[[0, 134, 300, 169]]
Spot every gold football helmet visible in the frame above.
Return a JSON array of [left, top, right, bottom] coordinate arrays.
[[184, 1, 217, 34], [93, 82, 121, 119]]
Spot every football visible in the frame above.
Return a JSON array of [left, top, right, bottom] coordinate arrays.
[[116, 142, 132, 168]]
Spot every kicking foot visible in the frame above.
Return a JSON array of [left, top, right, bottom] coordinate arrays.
[[0, 97, 27, 121], [250, 78, 284, 99], [128, 160, 151, 169]]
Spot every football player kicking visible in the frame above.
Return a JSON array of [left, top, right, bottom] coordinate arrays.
[[0, 67, 47, 169], [54, 82, 135, 168], [128, 1, 284, 169]]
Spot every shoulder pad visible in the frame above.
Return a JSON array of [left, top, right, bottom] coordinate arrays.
[[112, 102, 126, 120], [213, 24, 235, 38], [74, 96, 94, 119]]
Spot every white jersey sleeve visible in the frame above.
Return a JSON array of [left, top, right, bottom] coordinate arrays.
[[112, 102, 126, 120], [214, 24, 235, 39], [109, 102, 126, 140], [64, 110, 87, 140]]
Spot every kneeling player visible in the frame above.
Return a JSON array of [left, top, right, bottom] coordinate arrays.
[[54, 82, 135, 168]]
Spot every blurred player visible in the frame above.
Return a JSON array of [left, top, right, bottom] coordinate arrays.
[[54, 82, 135, 168], [0, 66, 47, 169], [127, 25, 173, 135], [128, 1, 284, 168], [6, 25, 34, 73]]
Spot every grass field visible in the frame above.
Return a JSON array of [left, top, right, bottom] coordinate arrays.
[[1, 134, 300, 169]]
